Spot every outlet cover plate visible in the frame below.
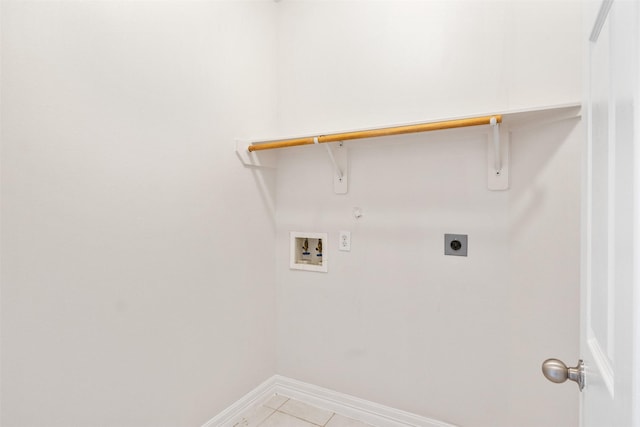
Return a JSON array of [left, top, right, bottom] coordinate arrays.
[[339, 230, 351, 251]]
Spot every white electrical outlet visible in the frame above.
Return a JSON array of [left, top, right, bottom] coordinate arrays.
[[339, 231, 351, 251]]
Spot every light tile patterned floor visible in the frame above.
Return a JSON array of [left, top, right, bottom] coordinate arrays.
[[233, 395, 375, 427]]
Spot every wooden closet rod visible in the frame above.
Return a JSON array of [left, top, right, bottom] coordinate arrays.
[[248, 115, 502, 152]]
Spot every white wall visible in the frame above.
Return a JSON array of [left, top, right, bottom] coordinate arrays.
[[275, 0, 581, 135], [506, 120, 581, 427], [275, 2, 581, 427], [0, 2, 278, 426], [1, 1, 584, 426]]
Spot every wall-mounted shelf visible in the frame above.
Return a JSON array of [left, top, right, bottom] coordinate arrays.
[[236, 103, 581, 193]]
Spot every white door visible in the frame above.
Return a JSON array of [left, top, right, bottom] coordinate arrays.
[[581, 1, 639, 426]]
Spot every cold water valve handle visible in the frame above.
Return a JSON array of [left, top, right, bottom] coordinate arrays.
[[542, 358, 584, 391]]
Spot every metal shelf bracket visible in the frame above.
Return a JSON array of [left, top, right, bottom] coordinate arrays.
[[487, 120, 509, 191], [320, 140, 348, 194], [491, 117, 501, 173]]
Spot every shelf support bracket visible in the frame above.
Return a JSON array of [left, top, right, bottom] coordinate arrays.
[[235, 139, 277, 168], [317, 138, 348, 194], [491, 117, 501, 173], [487, 118, 509, 191]]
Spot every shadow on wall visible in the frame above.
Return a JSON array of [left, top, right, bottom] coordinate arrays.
[[508, 117, 581, 240], [251, 167, 277, 227]]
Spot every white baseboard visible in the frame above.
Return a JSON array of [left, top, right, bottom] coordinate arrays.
[[201, 377, 278, 427], [202, 375, 458, 427]]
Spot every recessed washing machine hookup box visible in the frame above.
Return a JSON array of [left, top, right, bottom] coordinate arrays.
[[290, 231, 328, 272]]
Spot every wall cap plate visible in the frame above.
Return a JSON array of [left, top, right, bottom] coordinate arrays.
[[444, 234, 468, 256]]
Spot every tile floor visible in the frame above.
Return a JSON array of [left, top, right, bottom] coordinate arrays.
[[233, 395, 375, 427]]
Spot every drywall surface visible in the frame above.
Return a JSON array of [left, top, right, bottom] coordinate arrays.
[[275, 2, 581, 427], [506, 116, 581, 427], [0, 2, 278, 426], [275, 0, 582, 136]]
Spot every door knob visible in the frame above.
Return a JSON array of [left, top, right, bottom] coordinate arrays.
[[541, 358, 584, 391]]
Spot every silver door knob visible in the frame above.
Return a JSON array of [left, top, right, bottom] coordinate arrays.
[[542, 358, 585, 391]]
